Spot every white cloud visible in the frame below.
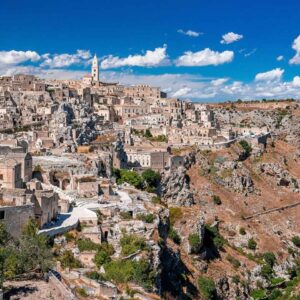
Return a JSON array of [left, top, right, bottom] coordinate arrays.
[[40, 50, 91, 68], [277, 55, 284, 61], [289, 35, 300, 65], [221, 32, 243, 44], [101, 45, 169, 69], [172, 87, 192, 97], [255, 68, 284, 82], [292, 76, 300, 87], [176, 48, 234, 66], [211, 78, 229, 86], [177, 29, 202, 37], [0, 50, 40, 65]]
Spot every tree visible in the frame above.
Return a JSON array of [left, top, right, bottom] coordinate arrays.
[[144, 129, 153, 138], [58, 250, 81, 269], [18, 219, 53, 273], [142, 169, 161, 188], [239, 140, 252, 158], [118, 170, 144, 189]]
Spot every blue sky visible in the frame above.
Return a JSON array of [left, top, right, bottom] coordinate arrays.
[[1, 0, 300, 101]]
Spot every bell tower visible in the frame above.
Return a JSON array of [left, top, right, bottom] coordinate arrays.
[[91, 54, 99, 82]]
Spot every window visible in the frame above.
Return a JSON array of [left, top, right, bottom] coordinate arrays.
[[0, 174, 3, 180], [0, 211, 4, 219]]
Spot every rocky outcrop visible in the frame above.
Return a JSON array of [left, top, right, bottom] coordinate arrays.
[[216, 276, 250, 300], [259, 163, 300, 192], [161, 166, 194, 206]]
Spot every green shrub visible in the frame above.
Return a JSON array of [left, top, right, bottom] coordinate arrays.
[[85, 271, 105, 281], [64, 232, 75, 242], [169, 207, 183, 225], [76, 287, 88, 298], [58, 250, 81, 269], [76, 238, 100, 252], [226, 255, 241, 269], [261, 263, 273, 279], [239, 140, 252, 157], [250, 289, 267, 300], [263, 252, 276, 267], [248, 238, 257, 250], [205, 224, 225, 250], [168, 227, 181, 245], [117, 169, 144, 189], [104, 259, 154, 290], [136, 213, 155, 223], [151, 196, 162, 205], [188, 233, 202, 254], [292, 236, 300, 248], [120, 234, 147, 256], [198, 276, 216, 300], [94, 243, 114, 267], [212, 195, 222, 205], [239, 227, 246, 235], [142, 169, 161, 188], [33, 164, 43, 172], [120, 211, 133, 220]]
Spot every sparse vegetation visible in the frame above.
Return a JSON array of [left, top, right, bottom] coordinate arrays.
[[169, 207, 183, 225], [248, 238, 257, 250], [212, 195, 222, 205], [103, 259, 155, 290], [94, 243, 114, 267], [76, 238, 100, 252], [188, 233, 202, 254], [57, 250, 81, 269], [198, 276, 216, 300], [226, 255, 241, 269], [120, 211, 133, 220], [136, 213, 155, 223], [239, 227, 246, 235], [292, 236, 300, 248], [120, 233, 147, 256], [168, 227, 181, 245]]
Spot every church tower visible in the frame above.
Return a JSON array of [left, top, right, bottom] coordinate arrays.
[[92, 54, 99, 82]]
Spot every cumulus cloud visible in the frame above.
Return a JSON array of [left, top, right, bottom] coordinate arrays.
[[172, 87, 192, 97], [0, 50, 40, 65], [221, 32, 243, 44], [175, 48, 234, 66], [289, 35, 300, 65], [255, 68, 284, 82], [277, 55, 284, 61], [101, 45, 169, 69], [211, 78, 229, 86], [292, 76, 300, 87], [177, 29, 202, 37], [40, 50, 91, 68]]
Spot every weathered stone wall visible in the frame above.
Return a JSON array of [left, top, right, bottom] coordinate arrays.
[[0, 204, 34, 237]]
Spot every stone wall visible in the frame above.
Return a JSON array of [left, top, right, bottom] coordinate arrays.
[[0, 204, 34, 237]]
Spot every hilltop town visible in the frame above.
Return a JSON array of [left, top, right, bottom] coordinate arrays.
[[0, 56, 300, 300]]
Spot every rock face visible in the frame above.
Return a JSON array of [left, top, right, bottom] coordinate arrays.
[[161, 166, 194, 206], [196, 151, 257, 195], [76, 116, 98, 145], [216, 276, 250, 300], [259, 163, 300, 192]]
